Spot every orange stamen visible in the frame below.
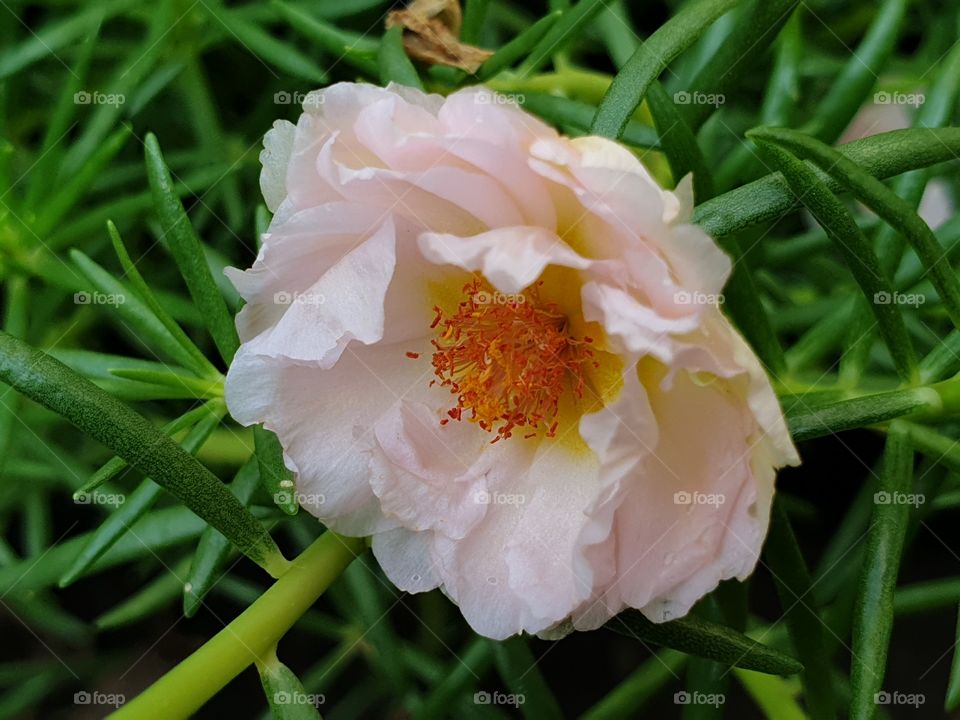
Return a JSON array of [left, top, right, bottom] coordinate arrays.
[[429, 278, 594, 442]]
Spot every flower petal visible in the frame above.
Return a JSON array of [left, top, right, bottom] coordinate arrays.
[[225, 338, 432, 536], [418, 226, 590, 294], [239, 216, 397, 367], [372, 527, 442, 593]]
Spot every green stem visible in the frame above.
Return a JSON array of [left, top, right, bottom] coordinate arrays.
[[110, 532, 366, 719], [486, 67, 615, 104]]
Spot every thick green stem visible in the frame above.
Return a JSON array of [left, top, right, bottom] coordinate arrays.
[[110, 532, 366, 719], [486, 67, 615, 104]]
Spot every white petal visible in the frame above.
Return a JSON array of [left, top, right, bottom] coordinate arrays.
[[370, 400, 490, 539], [259, 120, 296, 212], [372, 527, 442, 593], [225, 339, 434, 536], [434, 439, 604, 639], [240, 217, 396, 367], [418, 226, 590, 294]]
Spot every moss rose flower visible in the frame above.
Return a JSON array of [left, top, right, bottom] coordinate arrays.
[[225, 82, 799, 639]]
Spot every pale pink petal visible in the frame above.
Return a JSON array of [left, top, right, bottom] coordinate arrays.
[[370, 400, 490, 539], [418, 226, 590, 294], [239, 217, 396, 368], [372, 527, 442, 593], [259, 119, 296, 212], [225, 339, 431, 536]]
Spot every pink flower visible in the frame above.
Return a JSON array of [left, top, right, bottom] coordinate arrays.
[[225, 82, 799, 639]]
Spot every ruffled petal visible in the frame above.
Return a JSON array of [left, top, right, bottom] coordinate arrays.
[[238, 217, 397, 367], [418, 226, 590, 294], [370, 400, 490, 539], [225, 338, 433, 536], [372, 527, 442, 593]]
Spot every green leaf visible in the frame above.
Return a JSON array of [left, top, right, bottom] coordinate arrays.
[[764, 500, 836, 719], [786, 386, 936, 441], [202, 5, 327, 83], [476, 11, 561, 80], [695, 128, 960, 239], [0, 506, 208, 594], [947, 606, 960, 710], [95, 557, 191, 630], [342, 558, 411, 696], [0, 331, 288, 577], [59, 408, 223, 587], [606, 610, 803, 676], [874, 38, 960, 277], [108, 220, 219, 378], [580, 650, 686, 720], [920, 330, 960, 383], [749, 136, 918, 381], [895, 577, 960, 616], [784, 297, 856, 372], [183, 456, 261, 617], [516, 92, 659, 148], [108, 367, 222, 398], [680, 598, 730, 720], [33, 127, 131, 237], [0, 0, 135, 80], [24, 17, 101, 209], [461, 0, 491, 44], [255, 425, 299, 515], [735, 669, 806, 720], [258, 647, 321, 720], [271, 0, 379, 76], [518, 0, 607, 76], [645, 81, 713, 201], [61, 3, 172, 174], [681, 0, 798, 132], [492, 637, 562, 719], [591, 0, 740, 139], [749, 126, 960, 333], [592, 0, 640, 68], [70, 248, 212, 373], [715, 13, 802, 189], [804, 0, 907, 143], [379, 25, 423, 90], [413, 638, 493, 720], [145, 133, 241, 364], [849, 422, 913, 720]]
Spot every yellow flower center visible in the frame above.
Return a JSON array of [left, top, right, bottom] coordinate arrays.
[[427, 279, 598, 442]]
